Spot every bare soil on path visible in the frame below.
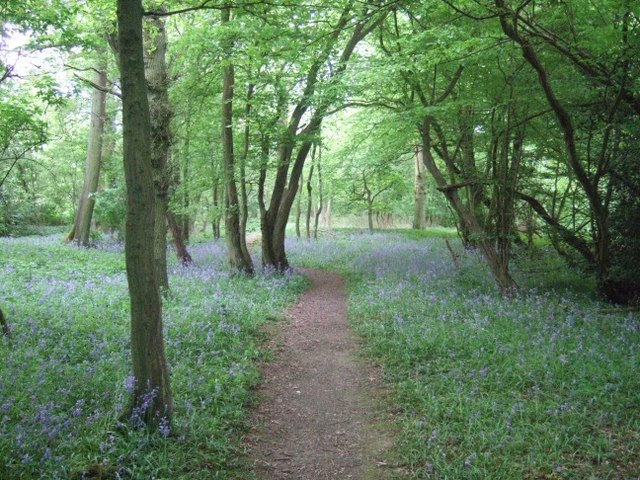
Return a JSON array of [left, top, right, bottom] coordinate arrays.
[[244, 269, 400, 480]]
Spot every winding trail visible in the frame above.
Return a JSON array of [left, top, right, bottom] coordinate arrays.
[[245, 269, 397, 479]]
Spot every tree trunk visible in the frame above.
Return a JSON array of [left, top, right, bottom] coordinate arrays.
[[306, 145, 316, 239], [413, 146, 426, 229], [66, 50, 108, 246], [295, 171, 303, 238], [458, 106, 486, 230], [239, 84, 254, 262], [181, 117, 191, 243], [257, 135, 275, 266], [212, 181, 221, 240], [496, 0, 613, 300], [420, 121, 518, 294], [313, 144, 323, 239], [257, 8, 385, 270], [167, 210, 193, 265], [144, 11, 171, 293], [117, 0, 172, 427], [221, 6, 253, 275], [364, 175, 374, 232]]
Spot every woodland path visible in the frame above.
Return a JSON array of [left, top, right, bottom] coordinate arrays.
[[244, 268, 399, 480]]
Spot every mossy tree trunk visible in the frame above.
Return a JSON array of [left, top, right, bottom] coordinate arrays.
[[144, 10, 171, 293], [117, 0, 173, 427]]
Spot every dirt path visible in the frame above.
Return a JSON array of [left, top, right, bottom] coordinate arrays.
[[245, 269, 398, 480]]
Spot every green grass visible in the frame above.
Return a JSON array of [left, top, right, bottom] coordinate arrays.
[[0, 235, 307, 479], [2, 228, 638, 479], [287, 229, 640, 479]]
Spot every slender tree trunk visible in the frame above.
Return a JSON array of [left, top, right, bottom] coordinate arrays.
[[363, 175, 374, 232], [239, 85, 254, 262], [66, 50, 108, 246], [496, 0, 614, 299], [167, 210, 193, 264], [258, 135, 277, 266], [413, 146, 426, 229], [211, 150, 222, 240], [313, 144, 323, 239], [144, 11, 171, 293], [257, 8, 385, 270], [181, 115, 191, 242], [306, 144, 316, 239], [295, 171, 303, 238], [221, 7, 253, 274], [165, 168, 193, 263], [117, 0, 172, 427], [459, 106, 486, 227], [420, 120, 518, 294], [212, 181, 221, 240]]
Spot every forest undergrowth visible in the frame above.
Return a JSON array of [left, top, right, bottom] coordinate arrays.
[[0, 235, 306, 479], [1, 231, 638, 479], [287, 232, 640, 479]]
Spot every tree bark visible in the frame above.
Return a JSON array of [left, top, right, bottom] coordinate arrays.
[[495, 0, 613, 299], [420, 121, 518, 294], [221, 6, 254, 275], [144, 11, 171, 293], [306, 144, 316, 239], [295, 171, 303, 238], [66, 50, 108, 246], [239, 84, 254, 262], [181, 116, 191, 242], [167, 210, 193, 265], [412, 146, 426, 229], [258, 7, 386, 270], [212, 181, 221, 239], [458, 106, 486, 232], [117, 0, 172, 427], [364, 175, 374, 232], [313, 143, 323, 239]]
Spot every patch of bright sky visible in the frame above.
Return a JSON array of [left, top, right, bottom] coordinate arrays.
[[1, 24, 74, 94]]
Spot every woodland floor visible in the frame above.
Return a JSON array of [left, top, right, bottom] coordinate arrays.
[[243, 268, 402, 480]]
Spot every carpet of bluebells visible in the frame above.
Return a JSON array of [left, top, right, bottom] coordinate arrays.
[[0, 235, 306, 479], [287, 232, 640, 479]]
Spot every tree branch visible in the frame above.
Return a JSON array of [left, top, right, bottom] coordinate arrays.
[[73, 74, 122, 98], [516, 190, 595, 264], [437, 179, 484, 192], [435, 64, 464, 104]]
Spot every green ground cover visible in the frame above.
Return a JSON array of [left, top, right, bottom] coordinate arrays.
[[287, 231, 640, 479], [0, 235, 306, 479], [1, 230, 638, 479]]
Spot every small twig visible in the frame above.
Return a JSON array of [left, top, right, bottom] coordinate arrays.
[[599, 305, 640, 314], [445, 239, 461, 269]]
